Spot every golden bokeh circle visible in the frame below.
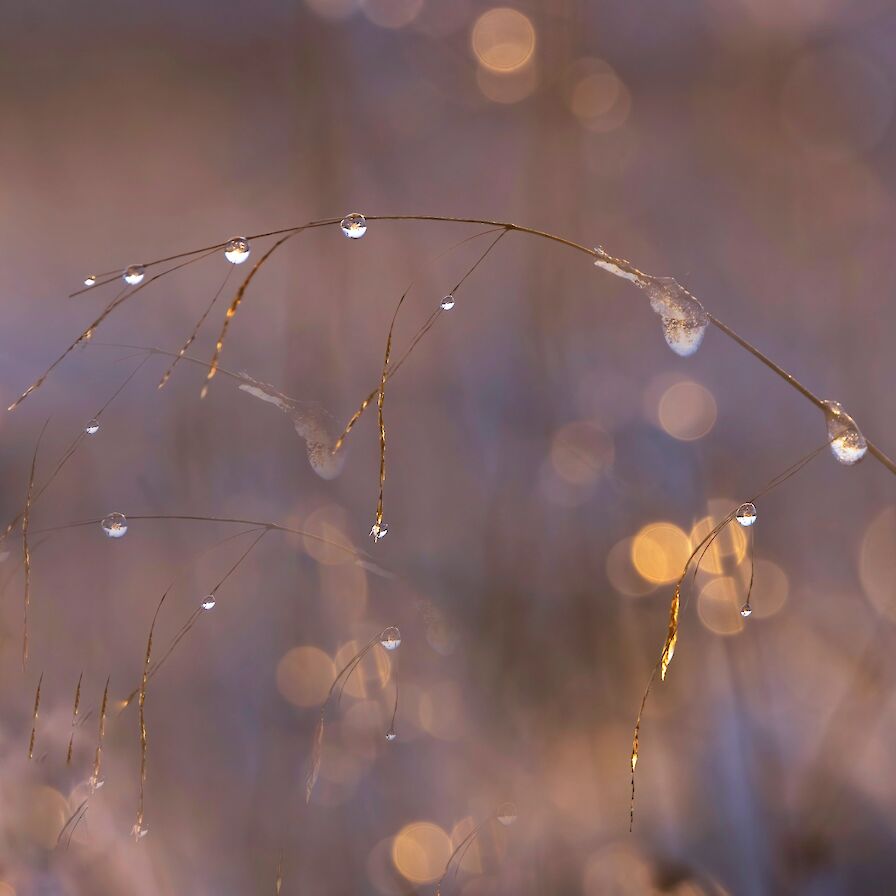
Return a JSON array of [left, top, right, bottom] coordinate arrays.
[[631, 522, 692, 585], [658, 380, 718, 441], [859, 506, 896, 620], [276, 646, 336, 707], [471, 8, 536, 73], [606, 537, 655, 597], [361, 0, 423, 28], [550, 421, 614, 485], [392, 821, 452, 883], [697, 576, 745, 636]]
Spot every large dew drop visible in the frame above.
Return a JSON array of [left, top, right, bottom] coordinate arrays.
[[101, 512, 128, 538], [224, 237, 251, 264], [379, 626, 401, 651], [735, 503, 757, 527], [644, 278, 708, 357], [822, 400, 867, 465], [122, 265, 145, 286], [340, 213, 367, 239]]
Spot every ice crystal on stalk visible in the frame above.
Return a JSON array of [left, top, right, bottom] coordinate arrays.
[[645, 277, 709, 357], [822, 400, 867, 465]]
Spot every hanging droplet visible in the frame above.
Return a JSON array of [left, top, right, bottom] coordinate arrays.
[[735, 502, 757, 527], [101, 512, 128, 539], [85, 418, 100, 435], [84, 274, 97, 287], [496, 802, 518, 826], [201, 595, 216, 610], [340, 213, 367, 239], [224, 236, 251, 264], [88, 774, 105, 792], [369, 521, 388, 542], [122, 265, 145, 286], [131, 824, 149, 841], [822, 400, 867, 465], [379, 626, 401, 651], [644, 277, 708, 357], [385, 728, 397, 742], [440, 295, 455, 311], [740, 603, 752, 618]]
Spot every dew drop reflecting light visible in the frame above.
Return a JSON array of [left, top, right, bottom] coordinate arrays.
[[83, 275, 97, 287], [380, 626, 401, 651], [122, 265, 145, 286], [85, 418, 100, 435], [201, 595, 216, 610], [740, 603, 753, 618], [370, 520, 388, 541], [822, 399, 867, 464], [341, 213, 368, 239], [440, 295, 455, 310], [101, 512, 128, 538], [385, 728, 397, 741], [735, 502, 757, 527], [496, 802, 518, 825], [223, 236, 251, 264]]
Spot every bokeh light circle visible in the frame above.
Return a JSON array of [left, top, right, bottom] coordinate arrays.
[[392, 821, 452, 883], [658, 380, 717, 441], [471, 8, 536, 73], [276, 645, 336, 707], [631, 522, 692, 584]]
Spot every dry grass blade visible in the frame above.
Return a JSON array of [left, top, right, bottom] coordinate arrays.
[[134, 592, 167, 840], [158, 266, 233, 389], [22, 419, 49, 669], [305, 710, 324, 803], [28, 672, 43, 760], [56, 797, 89, 850], [201, 232, 299, 399], [660, 586, 680, 683], [9, 248, 217, 411], [91, 676, 110, 791], [67, 671, 83, 765], [275, 850, 284, 894]]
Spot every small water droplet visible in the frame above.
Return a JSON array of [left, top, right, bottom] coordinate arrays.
[[440, 295, 455, 311], [131, 824, 149, 841], [644, 277, 708, 357], [224, 236, 251, 264], [822, 400, 867, 465], [385, 729, 397, 741], [85, 418, 100, 435], [379, 626, 401, 651], [735, 502, 756, 527], [201, 595, 216, 610], [369, 521, 388, 542], [88, 775, 105, 792], [340, 213, 367, 239], [496, 802, 518, 826], [84, 274, 97, 287], [123, 265, 145, 286], [101, 512, 128, 539], [740, 603, 752, 618]]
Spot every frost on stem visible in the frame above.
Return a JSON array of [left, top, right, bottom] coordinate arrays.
[[237, 374, 346, 480], [593, 249, 709, 357], [822, 400, 867, 465]]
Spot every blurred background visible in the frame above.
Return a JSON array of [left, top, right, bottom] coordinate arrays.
[[1, 1, 896, 893]]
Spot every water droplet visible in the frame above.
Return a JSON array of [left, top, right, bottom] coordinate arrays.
[[201, 595, 216, 610], [88, 775, 105, 792], [644, 277, 708, 357], [101, 512, 128, 539], [369, 521, 388, 542], [131, 824, 148, 841], [440, 295, 455, 311], [85, 418, 100, 435], [379, 626, 401, 651], [822, 400, 867, 465], [740, 603, 752, 618], [84, 274, 97, 287], [496, 802, 518, 826], [385, 728, 397, 741], [340, 213, 367, 239], [735, 502, 757, 527], [224, 236, 251, 264], [123, 265, 145, 286]]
